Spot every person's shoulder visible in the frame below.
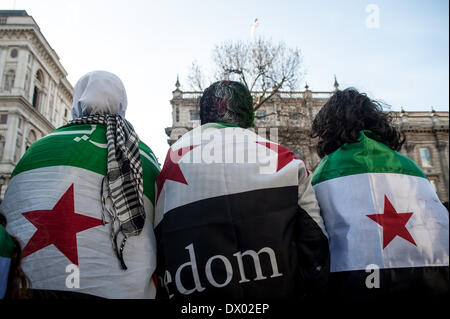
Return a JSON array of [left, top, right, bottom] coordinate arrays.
[[138, 141, 160, 171]]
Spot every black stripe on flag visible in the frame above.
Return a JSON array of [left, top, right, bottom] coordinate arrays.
[[328, 265, 449, 300], [155, 186, 329, 300]]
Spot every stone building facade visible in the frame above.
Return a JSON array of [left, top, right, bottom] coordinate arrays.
[[166, 79, 449, 203], [0, 10, 73, 198]]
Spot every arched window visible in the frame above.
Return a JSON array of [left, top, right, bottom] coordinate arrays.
[[36, 70, 44, 83], [175, 107, 180, 122], [26, 130, 37, 150], [32, 87, 40, 109], [3, 69, 15, 91]]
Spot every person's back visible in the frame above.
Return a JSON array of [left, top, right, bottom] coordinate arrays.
[[311, 88, 449, 300], [0, 71, 160, 298], [155, 81, 329, 299]]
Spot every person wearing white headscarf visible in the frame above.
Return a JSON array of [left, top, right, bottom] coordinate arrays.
[[0, 71, 160, 299], [72, 71, 127, 118]]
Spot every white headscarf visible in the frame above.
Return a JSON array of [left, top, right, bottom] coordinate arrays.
[[72, 71, 127, 119]]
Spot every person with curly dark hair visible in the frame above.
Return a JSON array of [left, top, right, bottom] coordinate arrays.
[[312, 88, 405, 158], [310, 88, 449, 301], [0, 211, 30, 299]]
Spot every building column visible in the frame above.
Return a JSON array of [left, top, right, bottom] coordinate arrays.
[[404, 140, 416, 160], [3, 111, 19, 163], [0, 174, 9, 199], [434, 135, 449, 200], [14, 47, 28, 94], [431, 113, 449, 201], [0, 47, 6, 87]]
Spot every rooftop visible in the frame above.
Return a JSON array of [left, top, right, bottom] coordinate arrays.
[[0, 10, 29, 17]]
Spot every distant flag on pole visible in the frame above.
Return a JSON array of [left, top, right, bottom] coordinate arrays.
[[250, 18, 259, 38]]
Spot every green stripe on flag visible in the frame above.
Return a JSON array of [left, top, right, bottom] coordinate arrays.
[[12, 124, 160, 203], [215, 122, 239, 128], [0, 225, 14, 258], [13, 124, 108, 177], [312, 130, 428, 186], [198, 123, 239, 133]]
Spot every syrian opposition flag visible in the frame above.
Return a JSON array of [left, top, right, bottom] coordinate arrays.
[[0, 225, 14, 299], [0, 124, 160, 299], [312, 131, 449, 298], [155, 123, 329, 299]]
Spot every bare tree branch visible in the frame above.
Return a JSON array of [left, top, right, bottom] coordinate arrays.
[[186, 37, 304, 110], [186, 60, 205, 91]]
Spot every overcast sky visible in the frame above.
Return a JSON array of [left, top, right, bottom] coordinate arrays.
[[3, 0, 449, 161]]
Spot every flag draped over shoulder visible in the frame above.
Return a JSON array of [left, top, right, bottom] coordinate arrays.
[[0, 225, 14, 299], [312, 130, 449, 298], [0, 123, 160, 299], [155, 123, 329, 299]]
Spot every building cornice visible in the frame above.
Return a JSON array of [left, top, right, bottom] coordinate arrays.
[[0, 26, 73, 92], [0, 95, 55, 132]]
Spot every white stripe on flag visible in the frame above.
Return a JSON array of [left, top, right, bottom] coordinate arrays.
[[2, 166, 156, 298], [155, 157, 300, 227], [140, 150, 160, 169], [314, 172, 449, 272]]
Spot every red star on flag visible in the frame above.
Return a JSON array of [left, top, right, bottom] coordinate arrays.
[[367, 195, 416, 249], [21, 184, 105, 265], [156, 145, 199, 201], [256, 141, 300, 173]]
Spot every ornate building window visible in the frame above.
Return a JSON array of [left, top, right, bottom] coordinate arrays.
[[256, 111, 266, 119], [3, 69, 15, 91], [32, 70, 45, 110], [175, 107, 180, 122], [10, 48, 18, 58], [419, 147, 432, 168], [32, 87, 40, 109], [0, 114, 7, 124], [25, 130, 37, 151], [190, 111, 200, 121], [36, 69, 44, 82]]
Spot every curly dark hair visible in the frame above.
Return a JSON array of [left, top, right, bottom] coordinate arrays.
[[311, 88, 405, 158], [200, 80, 254, 128]]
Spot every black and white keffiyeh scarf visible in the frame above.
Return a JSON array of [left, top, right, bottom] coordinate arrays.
[[68, 114, 145, 270]]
